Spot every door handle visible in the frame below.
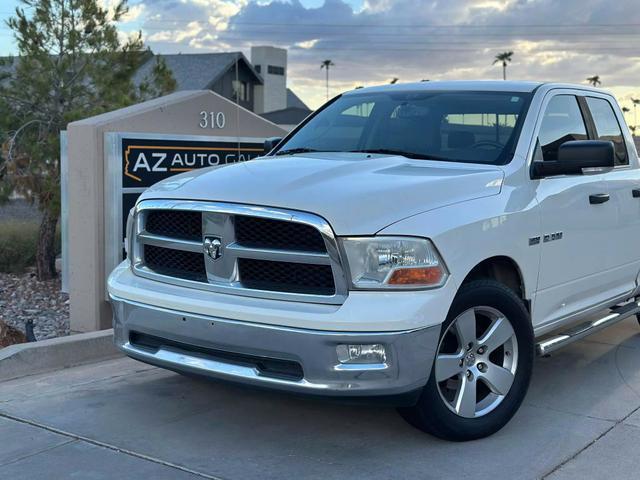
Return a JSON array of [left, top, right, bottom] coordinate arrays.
[[632, 189, 640, 198], [589, 193, 610, 204]]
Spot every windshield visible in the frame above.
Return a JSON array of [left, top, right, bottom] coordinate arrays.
[[276, 90, 532, 165]]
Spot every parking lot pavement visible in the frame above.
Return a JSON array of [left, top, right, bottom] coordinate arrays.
[[3, 318, 640, 480]]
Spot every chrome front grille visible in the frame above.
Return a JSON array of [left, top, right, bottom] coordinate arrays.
[[143, 244, 207, 282], [237, 258, 335, 295], [234, 215, 327, 252], [129, 200, 348, 304], [146, 210, 202, 241]]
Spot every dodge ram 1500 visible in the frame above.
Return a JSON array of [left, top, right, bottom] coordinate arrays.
[[108, 81, 640, 440]]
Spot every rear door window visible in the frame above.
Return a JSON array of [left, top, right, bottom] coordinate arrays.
[[585, 97, 628, 166]]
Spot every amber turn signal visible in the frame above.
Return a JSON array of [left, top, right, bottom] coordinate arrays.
[[387, 267, 445, 286]]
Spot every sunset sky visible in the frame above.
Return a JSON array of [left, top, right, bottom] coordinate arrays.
[[1, 0, 639, 122]]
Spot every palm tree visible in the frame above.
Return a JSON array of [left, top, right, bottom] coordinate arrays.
[[586, 75, 601, 87], [493, 51, 513, 80], [632, 98, 640, 130], [320, 60, 334, 100]]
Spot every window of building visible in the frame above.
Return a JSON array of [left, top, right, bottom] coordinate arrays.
[[232, 80, 250, 102], [254, 65, 261, 74], [267, 65, 285, 76], [586, 97, 628, 165], [534, 95, 588, 162]]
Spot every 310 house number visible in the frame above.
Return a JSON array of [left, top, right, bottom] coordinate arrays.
[[199, 111, 226, 129]]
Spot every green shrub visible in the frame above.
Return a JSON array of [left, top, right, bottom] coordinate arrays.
[[0, 220, 39, 273], [0, 219, 62, 274]]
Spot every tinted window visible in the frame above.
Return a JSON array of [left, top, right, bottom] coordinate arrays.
[[278, 91, 531, 165], [586, 97, 628, 165], [535, 95, 587, 162], [268, 65, 285, 75]]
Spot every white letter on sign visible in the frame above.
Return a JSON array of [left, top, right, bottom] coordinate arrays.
[[151, 153, 167, 172], [133, 152, 151, 172]]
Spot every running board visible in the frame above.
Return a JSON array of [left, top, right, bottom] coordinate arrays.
[[536, 301, 640, 356]]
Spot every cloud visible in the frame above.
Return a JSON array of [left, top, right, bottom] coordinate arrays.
[[98, 0, 145, 22], [295, 39, 319, 49], [123, 3, 146, 22], [148, 21, 203, 43], [130, 0, 640, 113]]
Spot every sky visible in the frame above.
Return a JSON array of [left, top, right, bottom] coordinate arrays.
[[1, 0, 640, 118]]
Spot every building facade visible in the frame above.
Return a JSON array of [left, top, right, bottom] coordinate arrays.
[[134, 47, 311, 129], [250, 46, 288, 114]]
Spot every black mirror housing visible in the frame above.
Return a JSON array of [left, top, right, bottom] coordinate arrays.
[[532, 140, 615, 178], [264, 137, 283, 155]]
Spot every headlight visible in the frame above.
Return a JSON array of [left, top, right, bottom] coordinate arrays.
[[340, 237, 448, 289]]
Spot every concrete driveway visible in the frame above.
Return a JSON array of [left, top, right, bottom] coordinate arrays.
[[3, 317, 640, 480]]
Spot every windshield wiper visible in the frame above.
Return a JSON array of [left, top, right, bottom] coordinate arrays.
[[275, 147, 321, 156], [349, 149, 448, 161]]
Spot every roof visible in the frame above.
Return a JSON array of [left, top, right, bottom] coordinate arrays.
[[260, 107, 312, 125], [286, 88, 309, 110], [1, 53, 264, 92], [133, 52, 263, 91]]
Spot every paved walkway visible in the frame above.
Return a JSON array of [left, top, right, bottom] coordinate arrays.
[[3, 317, 640, 479]]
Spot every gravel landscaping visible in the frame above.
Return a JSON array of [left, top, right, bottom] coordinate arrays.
[[0, 269, 70, 342]]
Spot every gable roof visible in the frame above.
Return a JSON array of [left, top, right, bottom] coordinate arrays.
[[260, 106, 312, 125], [286, 88, 309, 110], [134, 52, 263, 91]]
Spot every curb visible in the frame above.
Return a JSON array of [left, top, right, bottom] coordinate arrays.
[[0, 329, 122, 382]]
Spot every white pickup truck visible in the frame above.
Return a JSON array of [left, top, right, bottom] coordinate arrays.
[[108, 81, 640, 441]]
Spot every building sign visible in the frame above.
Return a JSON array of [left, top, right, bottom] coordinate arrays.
[[122, 137, 264, 188], [105, 133, 267, 274]]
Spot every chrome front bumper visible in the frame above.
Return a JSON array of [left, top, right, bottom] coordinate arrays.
[[110, 296, 439, 397]]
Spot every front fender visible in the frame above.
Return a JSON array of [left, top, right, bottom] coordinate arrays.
[[378, 192, 540, 302]]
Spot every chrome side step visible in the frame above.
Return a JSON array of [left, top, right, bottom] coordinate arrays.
[[536, 301, 640, 356]]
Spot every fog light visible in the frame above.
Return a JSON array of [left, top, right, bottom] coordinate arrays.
[[336, 344, 386, 364]]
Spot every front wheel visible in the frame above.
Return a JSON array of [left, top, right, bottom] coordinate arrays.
[[398, 280, 534, 441]]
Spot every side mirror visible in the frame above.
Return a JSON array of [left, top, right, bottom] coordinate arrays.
[[532, 140, 615, 178], [264, 137, 283, 155]]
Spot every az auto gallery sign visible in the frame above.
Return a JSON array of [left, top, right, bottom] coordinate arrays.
[[122, 137, 264, 188], [104, 133, 266, 268]]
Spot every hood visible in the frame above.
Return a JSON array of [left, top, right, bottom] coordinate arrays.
[[141, 153, 504, 235]]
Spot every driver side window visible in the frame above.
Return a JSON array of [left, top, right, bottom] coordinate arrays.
[[534, 95, 588, 161]]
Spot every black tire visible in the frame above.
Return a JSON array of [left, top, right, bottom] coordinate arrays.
[[398, 279, 534, 441]]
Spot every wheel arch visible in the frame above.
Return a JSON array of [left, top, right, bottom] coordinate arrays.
[[459, 256, 529, 311]]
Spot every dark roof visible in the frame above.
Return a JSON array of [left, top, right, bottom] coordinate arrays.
[[134, 52, 263, 91], [286, 88, 309, 110], [260, 107, 312, 125]]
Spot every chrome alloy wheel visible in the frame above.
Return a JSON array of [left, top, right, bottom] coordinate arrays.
[[435, 306, 519, 419]]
